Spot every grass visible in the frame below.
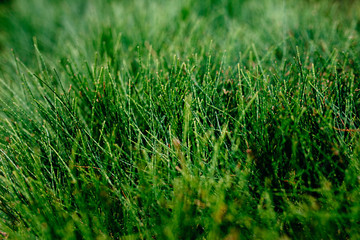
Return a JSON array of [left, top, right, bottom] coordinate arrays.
[[0, 0, 360, 239]]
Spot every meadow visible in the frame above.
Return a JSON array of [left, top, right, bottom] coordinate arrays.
[[0, 0, 360, 239]]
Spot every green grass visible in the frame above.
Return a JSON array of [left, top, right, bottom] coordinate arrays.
[[0, 0, 360, 239]]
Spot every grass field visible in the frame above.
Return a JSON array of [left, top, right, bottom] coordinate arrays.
[[0, 0, 360, 239]]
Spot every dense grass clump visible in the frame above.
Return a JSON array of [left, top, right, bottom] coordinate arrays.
[[0, 0, 360, 239]]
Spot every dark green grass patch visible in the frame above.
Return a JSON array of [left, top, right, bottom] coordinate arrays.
[[0, 0, 360, 239]]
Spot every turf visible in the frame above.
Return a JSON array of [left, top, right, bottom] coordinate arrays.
[[0, 0, 360, 239]]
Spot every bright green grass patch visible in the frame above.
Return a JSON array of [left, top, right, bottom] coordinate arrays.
[[0, 0, 360, 239]]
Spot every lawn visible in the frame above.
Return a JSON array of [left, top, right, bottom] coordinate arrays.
[[0, 0, 360, 239]]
